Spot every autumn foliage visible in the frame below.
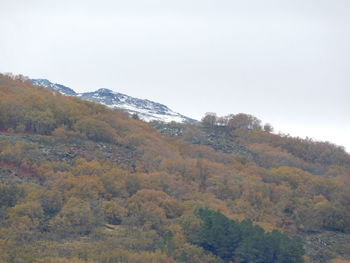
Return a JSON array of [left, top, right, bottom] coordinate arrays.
[[0, 74, 349, 263]]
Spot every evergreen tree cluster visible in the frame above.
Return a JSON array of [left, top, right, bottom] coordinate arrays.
[[195, 208, 304, 263]]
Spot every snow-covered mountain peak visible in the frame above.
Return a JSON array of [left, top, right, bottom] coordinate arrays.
[[31, 79, 77, 96], [95, 88, 115, 94], [31, 79, 196, 123]]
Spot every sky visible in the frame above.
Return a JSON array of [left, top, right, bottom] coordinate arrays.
[[0, 0, 349, 152]]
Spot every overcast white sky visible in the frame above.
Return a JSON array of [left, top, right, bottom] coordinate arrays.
[[0, 0, 349, 151]]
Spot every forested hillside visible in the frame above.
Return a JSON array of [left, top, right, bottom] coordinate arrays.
[[0, 74, 349, 263]]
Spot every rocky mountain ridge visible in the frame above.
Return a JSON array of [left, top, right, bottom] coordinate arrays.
[[31, 79, 196, 123]]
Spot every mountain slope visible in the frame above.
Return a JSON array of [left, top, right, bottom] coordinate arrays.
[[31, 78, 196, 123], [1, 74, 349, 263]]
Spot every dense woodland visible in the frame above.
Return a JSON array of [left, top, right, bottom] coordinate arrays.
[[0, 74, 349, 263]]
